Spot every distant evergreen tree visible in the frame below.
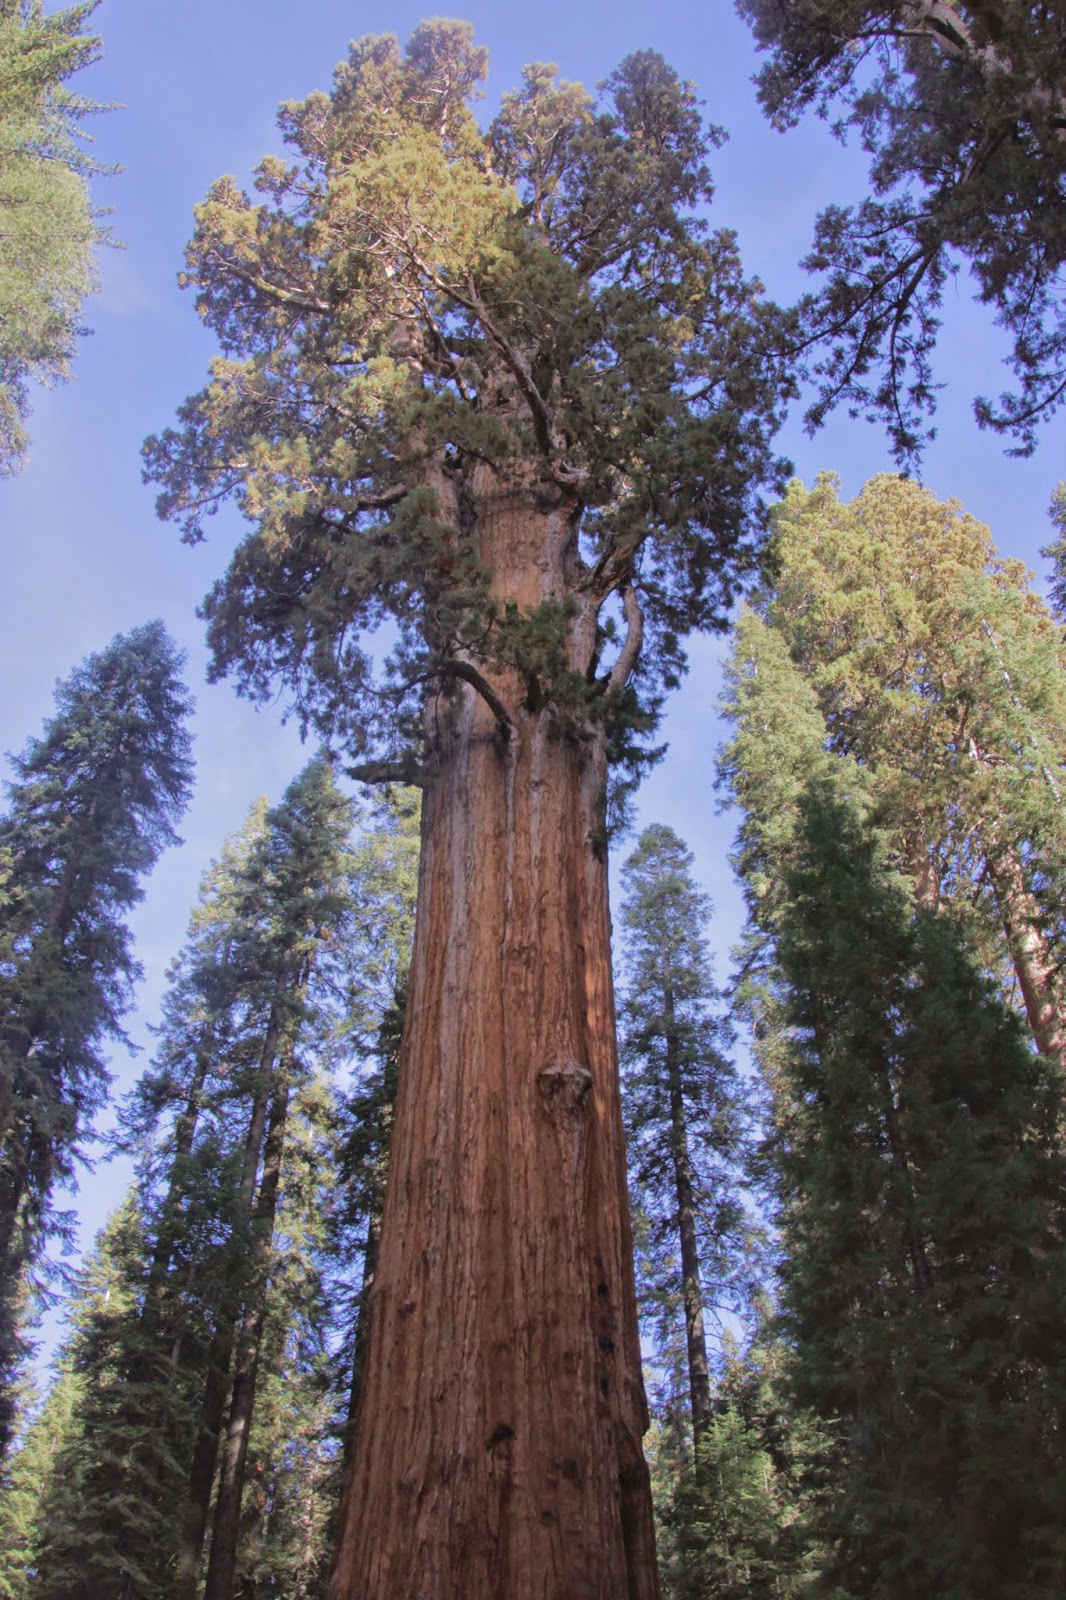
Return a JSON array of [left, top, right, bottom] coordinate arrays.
[[616, 824, 747, 1451], [328, 790, 419, 1486], [15, 771, 422, 1598], [0, 620, 193, 1459], [198, 759, 353, 1600], [1041, 480, 1066, 620], [0, 1363, 78, 1597], [658, 1331, 822, 1600], [22, 759, 352, 1600], [30, 1193, 154, 1598]]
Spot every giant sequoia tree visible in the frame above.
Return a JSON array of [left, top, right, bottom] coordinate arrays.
[[754, 473, 1066, 1065], [145, 21, 791, 1596], [739, 0, 1066, 460]]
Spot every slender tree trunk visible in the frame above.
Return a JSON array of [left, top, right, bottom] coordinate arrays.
[[141, 1046, 213, 1326], [177, 1323, 238, 1600], [176, 1014, 284, 1600], [966, 740, 1066, 1066], [204, 1075, 290, 1600], [662, 996, 712, 1452], [341, 1184, 383, 1478], [332, 487, 659, 1600]]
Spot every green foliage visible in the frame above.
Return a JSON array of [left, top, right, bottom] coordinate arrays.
[[19, 762, 422, 1596], [664, 1351, 818, 1599], [0, 620, 193, 1456], [145, 20, 792, 773], [745, 472, 1066, 1047], [0, 0, 110, 471], [721, 547, 1066, 1594], [738, 0, 1066, 460], [769, 773, 1066, 1597], [0, 1364, 78, 1597], [1041, 480, 1066, 620], [29, 1195, 168, 1600], [617, 825, 751, 1410]]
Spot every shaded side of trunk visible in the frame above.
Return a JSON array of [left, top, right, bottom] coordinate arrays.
[[203, 1074, 290, 1600], [331, 490, 659, 1600], [662, 992, 712, 1453]]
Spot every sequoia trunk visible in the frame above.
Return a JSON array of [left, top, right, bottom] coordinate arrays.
[[985, 841, 1066, 1068], [331, 490, 659, 1599]]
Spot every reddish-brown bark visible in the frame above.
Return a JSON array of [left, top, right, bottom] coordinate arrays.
[[985, 842, 1066, 1068], [331, 488, 659, 1599]]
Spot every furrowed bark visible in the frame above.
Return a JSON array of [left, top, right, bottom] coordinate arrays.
[[331, 486, 659, 1599]]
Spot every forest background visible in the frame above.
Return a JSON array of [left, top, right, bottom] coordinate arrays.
[[2, 0, 1064, 1361]]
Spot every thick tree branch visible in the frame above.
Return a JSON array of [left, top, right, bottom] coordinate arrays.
[[607, 583, 644, 692], [202, 249, 330, 316], [381, 658, 516, 734], [445, 659, 516, 733], [345, 757, 426, 787]]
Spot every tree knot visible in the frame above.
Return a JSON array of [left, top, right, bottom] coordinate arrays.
[[536, 1060, 593, 1111]]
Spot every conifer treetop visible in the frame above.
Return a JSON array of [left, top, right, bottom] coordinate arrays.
[[145, 19, 793, 774]]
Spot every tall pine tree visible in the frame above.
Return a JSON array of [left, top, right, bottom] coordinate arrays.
[[24, 759, 353, 1600], [0, 620, 193, 1460], [617, 823, 746, 1451]]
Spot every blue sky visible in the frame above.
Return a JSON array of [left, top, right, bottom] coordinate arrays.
[[3, 0, 1064, 1311]]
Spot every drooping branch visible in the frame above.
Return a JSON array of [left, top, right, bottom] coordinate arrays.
[[443, 659, 516, 733]]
